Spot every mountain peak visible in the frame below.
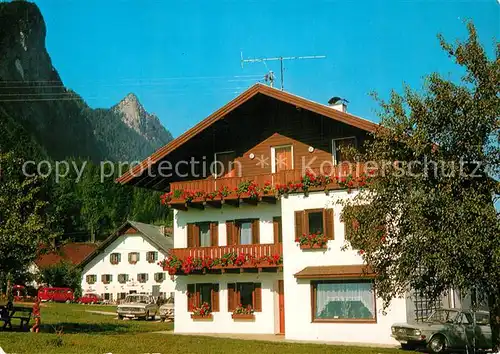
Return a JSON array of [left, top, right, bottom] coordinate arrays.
[[113, 93, 173, 147]]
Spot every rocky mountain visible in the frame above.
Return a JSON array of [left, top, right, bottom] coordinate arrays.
[[113, 93, 173, 151], [0, 1, 172, 161]]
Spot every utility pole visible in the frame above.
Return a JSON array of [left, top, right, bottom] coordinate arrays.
[[240, 52, 326, 91]]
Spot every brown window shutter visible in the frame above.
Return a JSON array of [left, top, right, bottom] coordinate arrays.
[[210, 222, 219, 247], [211, 284, 220, 312], [226, 221, 235, 245], [273, 217, 282, 243], [227, 283, 236, 311], [187, 284, 195, 311], [252, 219, 260, 244], [253, 283, 262, 312], [187, 224, 195, 248], [324, 208, 334, 240], [295, 211, 305, 239]]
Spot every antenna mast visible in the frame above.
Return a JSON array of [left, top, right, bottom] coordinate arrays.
[[241, 53, 326, 91]]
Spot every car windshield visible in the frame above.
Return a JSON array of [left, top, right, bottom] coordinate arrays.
[[124, 295, 149, 304], [427, 309, 460, 323]]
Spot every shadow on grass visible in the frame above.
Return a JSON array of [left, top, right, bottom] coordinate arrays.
[[40, 322, 131, 335]]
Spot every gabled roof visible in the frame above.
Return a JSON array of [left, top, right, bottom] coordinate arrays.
[[78, 220, 173, 269], [35, 243, 98, 269], [117, 83, 379, 185]]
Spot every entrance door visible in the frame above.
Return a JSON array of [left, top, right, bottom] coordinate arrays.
[[278, 280, 285, 334]]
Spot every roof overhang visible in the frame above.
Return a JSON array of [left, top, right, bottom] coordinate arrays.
[[294, 265, 374, 279], [117, 83, 379, 186]]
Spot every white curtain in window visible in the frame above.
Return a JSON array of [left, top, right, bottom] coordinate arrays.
[[239, 222, 252, 245], [316, 281, 374, 319]]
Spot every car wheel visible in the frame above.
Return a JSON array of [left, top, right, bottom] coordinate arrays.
[[428, 334, 447, 353], [118, 314, 123, 320], [65, 300, 70, 304], [144, 311, 150, 321]]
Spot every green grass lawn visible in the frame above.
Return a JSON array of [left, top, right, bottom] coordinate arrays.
[[0, 303, 413, 354]]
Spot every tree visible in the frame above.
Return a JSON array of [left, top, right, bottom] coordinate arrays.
[[0, 152, 55, 293], [340, 23, 499, 351], [38, 261, 82, 296]]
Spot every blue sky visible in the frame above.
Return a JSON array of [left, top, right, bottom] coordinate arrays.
[[34, 0, 499, 137]]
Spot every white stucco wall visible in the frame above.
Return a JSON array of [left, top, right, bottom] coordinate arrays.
[[81, 233, 174, 300], [281, 190, 407, 345], [173, 203, 281, 248], [173, 273, 281, 334]]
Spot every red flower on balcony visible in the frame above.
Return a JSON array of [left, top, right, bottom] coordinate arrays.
[[296, 232, 328, 249]]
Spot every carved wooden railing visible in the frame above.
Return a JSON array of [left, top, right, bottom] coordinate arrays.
[[170, 243, 283, 269], [169, 163, 366, 195]]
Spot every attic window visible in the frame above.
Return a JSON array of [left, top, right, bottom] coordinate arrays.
[[128, 252, 140, 264], [146, 251, 158, 263]]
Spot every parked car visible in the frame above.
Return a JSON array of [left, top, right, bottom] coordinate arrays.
[[159, 296, 174, 321], [391, 308, 492, 353], [78, 293, 102, 304], [38, 287, 74, 303], [116, 294, 158, 320]]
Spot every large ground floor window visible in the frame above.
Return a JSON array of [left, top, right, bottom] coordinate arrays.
[[311, 280, 376, 322]]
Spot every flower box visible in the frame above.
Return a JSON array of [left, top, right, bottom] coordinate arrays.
[[191, 314, 213, 320], [299, 243, 327, 250], [231, 313, 255, 320]]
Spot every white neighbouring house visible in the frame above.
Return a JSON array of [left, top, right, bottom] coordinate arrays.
[[79, 221, 175, 302], [116, 84, 458, 345]]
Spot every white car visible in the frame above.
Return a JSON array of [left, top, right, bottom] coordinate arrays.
[[159, 296, 174, 321], [117, 294, 158, 320]]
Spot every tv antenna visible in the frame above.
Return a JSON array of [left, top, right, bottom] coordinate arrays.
[[240, 52, 326, 91]]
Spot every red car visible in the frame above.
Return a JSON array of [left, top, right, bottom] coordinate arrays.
[[78, 293, 101, 304], [38, 287, 74, 303]]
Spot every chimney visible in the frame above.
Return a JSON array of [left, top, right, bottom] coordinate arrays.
[[330, 102, 347, 113], [327, 97, 348, 113]]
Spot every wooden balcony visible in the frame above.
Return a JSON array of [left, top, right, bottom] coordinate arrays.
[[167, 164, 368, 210], [169, 243, 283, 275]]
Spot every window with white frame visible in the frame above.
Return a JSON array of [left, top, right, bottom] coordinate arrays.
[[110, 253, 121, 264], [118, 274, 129, 284], [312, 279, 376, 322], [154, 272, 165, 282], [128, 252, 140, 264]]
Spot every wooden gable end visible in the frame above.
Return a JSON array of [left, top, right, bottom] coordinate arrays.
[[122, 226, 138, 235]]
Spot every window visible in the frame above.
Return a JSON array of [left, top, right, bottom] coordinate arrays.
[[214, 151, 237, 178], [128, 252, 140, 264], [154, 272, 165, 282], [102, 293, 113, 301], [273, 217, 282, 243], [271, 145, 293, 173], [137, 273, 148, 283], [118, 274, 129, 284], [117, 293, 127, 301], [295, 209, 334, 239], [146, 251, 158, 263], [332, 137, 356, 165], [312, 280, 376, 322], [86, 274, 97, 284], [228, 283, 262, 312], [187, 283, 219, 312], [239, 221, 253, 245], [110, 253, 121, 265], [307, 210, 324, 234], [187, 222, 218, 247], [101, 274, 112, 284]]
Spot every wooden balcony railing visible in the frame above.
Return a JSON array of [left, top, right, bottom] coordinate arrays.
[[170, 243, 283, 270], [169, 163, 366, 195]]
